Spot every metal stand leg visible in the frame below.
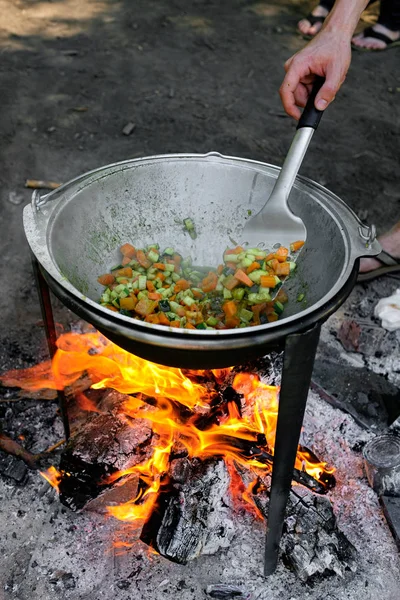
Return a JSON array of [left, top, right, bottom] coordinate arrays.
[[264, 324, 321, 576], [31, 255, 70, 440]]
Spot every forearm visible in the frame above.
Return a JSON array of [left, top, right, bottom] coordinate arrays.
[[323, 0, 369, 37]]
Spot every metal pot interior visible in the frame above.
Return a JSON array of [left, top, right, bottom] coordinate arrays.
[[44, 154, 351, 327]]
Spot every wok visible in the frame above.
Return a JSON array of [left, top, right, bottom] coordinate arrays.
[[23, 152, 380, 368]]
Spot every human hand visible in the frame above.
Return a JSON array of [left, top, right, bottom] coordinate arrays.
[[280, 29, 352, 120]]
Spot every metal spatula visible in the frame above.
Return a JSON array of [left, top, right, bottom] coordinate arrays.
[[242, 77, 325, 296]]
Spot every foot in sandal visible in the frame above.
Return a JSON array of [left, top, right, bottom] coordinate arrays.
[[297, 5, 330, 38], [352, 24, 400, 50], [358, 222, 400, 282]]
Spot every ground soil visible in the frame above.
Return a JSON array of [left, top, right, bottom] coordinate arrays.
[[0, 1, 399, 599]]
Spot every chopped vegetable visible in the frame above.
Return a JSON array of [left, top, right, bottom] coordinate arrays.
[[98, 239, 301, 330], [183, 217, 197, 240], [290, 240, 305, 253]]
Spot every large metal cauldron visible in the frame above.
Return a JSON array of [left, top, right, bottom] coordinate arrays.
[[23, 152, 380, 368]]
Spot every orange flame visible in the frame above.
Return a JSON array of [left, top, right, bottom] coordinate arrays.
[[40, 466, 62, 493], [2, 331, 334, 528]]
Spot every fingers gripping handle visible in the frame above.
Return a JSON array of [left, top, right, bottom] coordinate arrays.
[[297, 76, 325, 130]]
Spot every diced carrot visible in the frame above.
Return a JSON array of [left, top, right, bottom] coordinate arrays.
[[246, 262, 260, 274], [265, 253, 276, 262], [269, 258, 280, 272], [234, 269, 253, 287], [254, 255, 266, 261], [116, 267, 133, 278], [275, 262, 290, 276], [192, 289, 204, 299], [275, 246, 289, 262], [121, 256, 132, 266], [264, 302, 276, 315], [173, 254, 182, 265], [222, 300, 238, 318], [223, 275, 239, 290], [156, 271, 166, 281], [169, 294, 176, 301], [120, 296, 137, 311], [169, 320, 181, 328], [217, 264, 224, 275], [146, 280, 156, 293], [290, 240, 305, 252], [225, 262, 238, 270], [225, 246, 244, 255], [175, 306, 186, 317], [201, 272, 218, 293], [153, 263, 166, 270], [136, 249, 152, 269], [260, 275, 277, 288], [251, 303, 267, 324], [276, 288, 289, 304], [148, 292, 162, 300], [98, 274, 115, 286], [267, 312, 279, 322], [118, 278, 129, 284], [158, 312, 170, 326], [135, 297, 158, 317], [120, 243, 136, 258], [175, 279, 190, 291], [225, 316, 240, 328], [185, 323, 196, 329], [105, 304, 119, 312], [145, 313, 161, 324]]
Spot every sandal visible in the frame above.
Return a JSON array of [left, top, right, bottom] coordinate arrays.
[[357, 250, 400, 283], [298, 13, 327, 39], [352, 26, 400, 51]]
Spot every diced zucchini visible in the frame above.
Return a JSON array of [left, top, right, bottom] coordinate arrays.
[[206, 316, 218, 327], [137, 291, 147, 300], [247, 291, 271, 304], [112, 298, 120, 308], [171, 272, 180, 283], [240, 257, 254, 269], [223, 288, 233, 299], [138, 275, 147, 290], [110, 264, 123, 271], [248, 270, 266, 284], [183, 218, 197, 239], [232, 288, 245, 301], [182, 295, 196, 307], [196, 323, 207, 329], [223, 252, 240, 263], [273, 301, 284, 315], [297, 293, 305, 302], [289, 262, 297, 272], [240, 308, 254, 322], [147, 250, 159, 263], [164, 263, 175, 272], [159, 286, 174, 298], [169, 301, 181, 313]]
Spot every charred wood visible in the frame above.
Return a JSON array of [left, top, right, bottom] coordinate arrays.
[[141, 458, 234, 564], [58, 410, 153, 511]]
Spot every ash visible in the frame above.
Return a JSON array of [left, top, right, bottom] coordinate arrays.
[[1, 384, 399, 600]]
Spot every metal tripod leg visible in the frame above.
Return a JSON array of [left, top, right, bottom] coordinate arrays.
[[264, 324, 321, 576], [31, 255, 70, 440]]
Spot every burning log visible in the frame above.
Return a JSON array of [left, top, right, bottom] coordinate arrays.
[[58, 409, 153, 511], [141, 458, 235, 564]]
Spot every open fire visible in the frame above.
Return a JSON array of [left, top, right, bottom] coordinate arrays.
[[1, 330, 335, 539]]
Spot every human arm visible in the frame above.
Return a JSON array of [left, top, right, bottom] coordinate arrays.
[[280, 0, 369, 119]]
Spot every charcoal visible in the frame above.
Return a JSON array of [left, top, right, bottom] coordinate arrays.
[[58, 410, 152, 510], [141, 458, 234, 564], [0, 453, 28, 483], [205, 584, 247, 598]]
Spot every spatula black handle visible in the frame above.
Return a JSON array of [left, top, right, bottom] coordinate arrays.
[[297, 76, 325, 130]]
